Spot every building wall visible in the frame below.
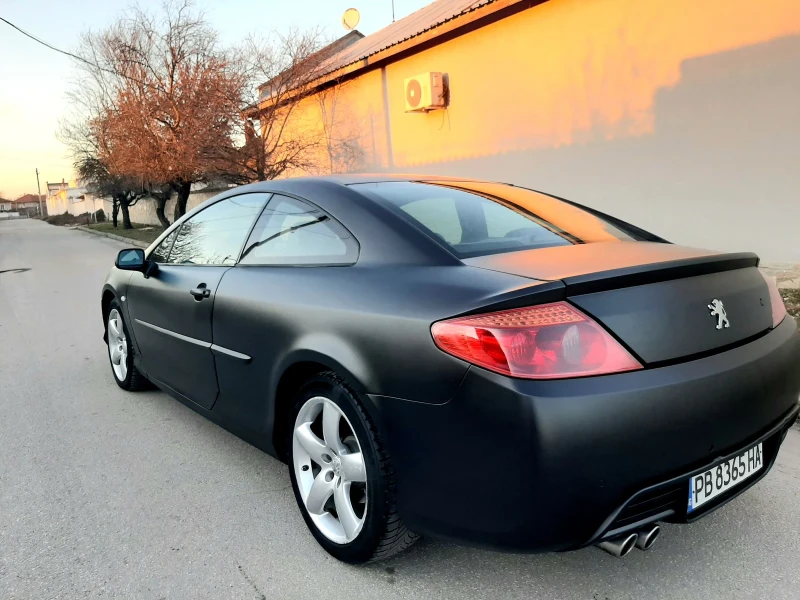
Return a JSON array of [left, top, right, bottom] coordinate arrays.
[[46, 191, 69, 216], [276, 68, 391, 176], [286, 0, 800, 264]]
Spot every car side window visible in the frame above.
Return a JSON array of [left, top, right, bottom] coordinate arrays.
[[403, 197, 462, 244], [168, 194, 269, 266], [239, 195, 358, 266], [148, 229, 178, 263]]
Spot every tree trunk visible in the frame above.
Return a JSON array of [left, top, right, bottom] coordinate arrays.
[[173, 181, 192, 222], [111, 200, 119, 228], [154, 198, 170, 228], [120, 201, 133, 229]]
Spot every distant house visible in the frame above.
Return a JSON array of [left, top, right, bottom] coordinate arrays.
[[10, 194, 44, 217], [46, 179, 86, 216], [0, 198, 12, 212]]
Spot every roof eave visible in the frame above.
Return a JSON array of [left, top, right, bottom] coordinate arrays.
[[251, 0, 547, 115]]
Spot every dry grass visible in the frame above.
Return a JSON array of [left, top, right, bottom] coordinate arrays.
[[781, 288, 800, 327], [44, 213, 85, 226], [88, 222, 164, 244]]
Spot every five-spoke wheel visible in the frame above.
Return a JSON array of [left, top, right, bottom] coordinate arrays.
[[105, 299, 149, 391], [288, 373, 418, 563], [293, 396, 367, 544], [107, 308, 128, 381]]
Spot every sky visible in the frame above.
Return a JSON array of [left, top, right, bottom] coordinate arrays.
[[0, 0, 432, 198]]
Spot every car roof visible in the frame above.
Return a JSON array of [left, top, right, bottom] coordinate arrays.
[[228, 173, 486, 191], [160, 174, 476, 267]]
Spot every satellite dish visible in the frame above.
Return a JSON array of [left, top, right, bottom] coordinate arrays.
[[342, 8, 360, 30]]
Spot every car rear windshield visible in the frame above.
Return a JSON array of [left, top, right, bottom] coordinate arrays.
[[350, 181, 643, 258]]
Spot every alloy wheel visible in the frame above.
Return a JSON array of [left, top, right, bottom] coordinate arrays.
[[292, 396, 368, 544], [107, 309, 128, 381]]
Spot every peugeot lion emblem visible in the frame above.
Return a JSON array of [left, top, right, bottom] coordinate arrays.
[[708, 299, 730, 329]]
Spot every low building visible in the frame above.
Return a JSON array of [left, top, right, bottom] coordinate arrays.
[[0, 198, 12, 212], [254, 0, 800, 264], [46, 180, 86, 216]]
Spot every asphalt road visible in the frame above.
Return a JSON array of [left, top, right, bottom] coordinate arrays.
[[1, 218, 799, 600]]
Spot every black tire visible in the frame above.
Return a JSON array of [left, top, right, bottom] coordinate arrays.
[[106, 299, 150, 391], [287, 372, 419, 563]]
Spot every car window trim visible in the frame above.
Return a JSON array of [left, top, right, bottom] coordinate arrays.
[[236, 192, 360, 267], [147, 224, 180, 264], [156, 192, 272, 267]]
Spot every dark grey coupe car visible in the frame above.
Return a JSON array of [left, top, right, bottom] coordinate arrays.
[[102, 175, 800, 563]]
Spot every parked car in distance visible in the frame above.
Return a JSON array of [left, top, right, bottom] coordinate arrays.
[[101, 175, 800, 563]]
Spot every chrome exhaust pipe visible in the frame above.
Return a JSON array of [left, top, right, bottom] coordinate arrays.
[[596, 533, 638, 557], [634, 524, 661, 550]]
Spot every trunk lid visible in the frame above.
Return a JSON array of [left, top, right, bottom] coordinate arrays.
[[464, 242, 772, 364]]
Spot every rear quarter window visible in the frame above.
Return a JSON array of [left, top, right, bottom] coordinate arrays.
[[351, 181, 641, 258]]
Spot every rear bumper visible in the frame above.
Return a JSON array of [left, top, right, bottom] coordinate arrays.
[[371, 317, 800, 552]]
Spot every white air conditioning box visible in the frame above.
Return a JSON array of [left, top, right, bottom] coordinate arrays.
[[404, 72, 446, 112]]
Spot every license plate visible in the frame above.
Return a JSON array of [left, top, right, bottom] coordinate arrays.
[[688, 443, 763, 512]]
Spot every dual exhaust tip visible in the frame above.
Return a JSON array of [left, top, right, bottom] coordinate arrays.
[[596, 524, 660, 557]]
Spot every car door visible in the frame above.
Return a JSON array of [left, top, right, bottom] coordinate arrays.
[[209, 194, 360, 436], [126, 193, 269, 409]]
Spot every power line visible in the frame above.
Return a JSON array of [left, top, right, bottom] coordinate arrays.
[[0, 16, 107, 72], [0, 15, 160, 92]]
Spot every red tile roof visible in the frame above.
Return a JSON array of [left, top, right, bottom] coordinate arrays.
[[13, 194, 42, 204], [317, 0, 499, 76]]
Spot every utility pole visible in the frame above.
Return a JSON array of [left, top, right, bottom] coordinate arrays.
[[35, 168, 43, 217], [391, 0, 395, 22]]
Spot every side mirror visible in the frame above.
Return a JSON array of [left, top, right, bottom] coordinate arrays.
[[116, 248, 146, 270], [116, 248, 159, 278]]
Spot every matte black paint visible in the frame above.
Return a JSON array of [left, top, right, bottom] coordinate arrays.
[[126, 264, 227, 409], [101, 174, 800, 553], [371, 317, 800, 551], [570, 267, 773, 364]]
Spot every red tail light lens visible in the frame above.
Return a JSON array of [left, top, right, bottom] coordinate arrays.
[[760, 272, 787, 328], [431, 302, 642, 379]]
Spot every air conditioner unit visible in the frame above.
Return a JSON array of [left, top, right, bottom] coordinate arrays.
[[404, 72, 446, 113]]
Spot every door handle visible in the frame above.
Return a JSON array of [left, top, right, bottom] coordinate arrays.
[[190, 284, 211, 300]]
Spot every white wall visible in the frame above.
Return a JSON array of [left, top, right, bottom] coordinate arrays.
[[96, 188, 226, 227]]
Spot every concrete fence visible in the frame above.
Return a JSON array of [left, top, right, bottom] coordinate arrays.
[[110, 188, 226, 226], [50, 186, 229, 227]]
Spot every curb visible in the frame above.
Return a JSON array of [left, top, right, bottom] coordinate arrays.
[[74, 225, 150, 248]]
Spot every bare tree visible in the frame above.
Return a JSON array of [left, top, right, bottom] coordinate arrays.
[[316, 80, 366, 174], [75, 155, 145, 229], [59, 100, 149, 229], [214, 28, 336, 184], [66, 0, 241, 226]]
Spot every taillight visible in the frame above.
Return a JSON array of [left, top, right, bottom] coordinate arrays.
[[760, 272, 787, 328], [431, 301, 642, 379]]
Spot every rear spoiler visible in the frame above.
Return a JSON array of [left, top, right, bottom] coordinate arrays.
[[563, 252, 760, 296]]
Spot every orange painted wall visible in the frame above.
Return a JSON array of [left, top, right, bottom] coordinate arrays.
[[280, 0, 800, 261], [278, 68, 389, 175], [383, 0, 800, 166]]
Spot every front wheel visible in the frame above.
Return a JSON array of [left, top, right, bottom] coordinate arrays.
[[288, 372, 418, 563], [106, 300, 149, 391]]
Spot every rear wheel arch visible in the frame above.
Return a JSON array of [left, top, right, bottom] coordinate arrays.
[[271, 354, 371, 462]]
